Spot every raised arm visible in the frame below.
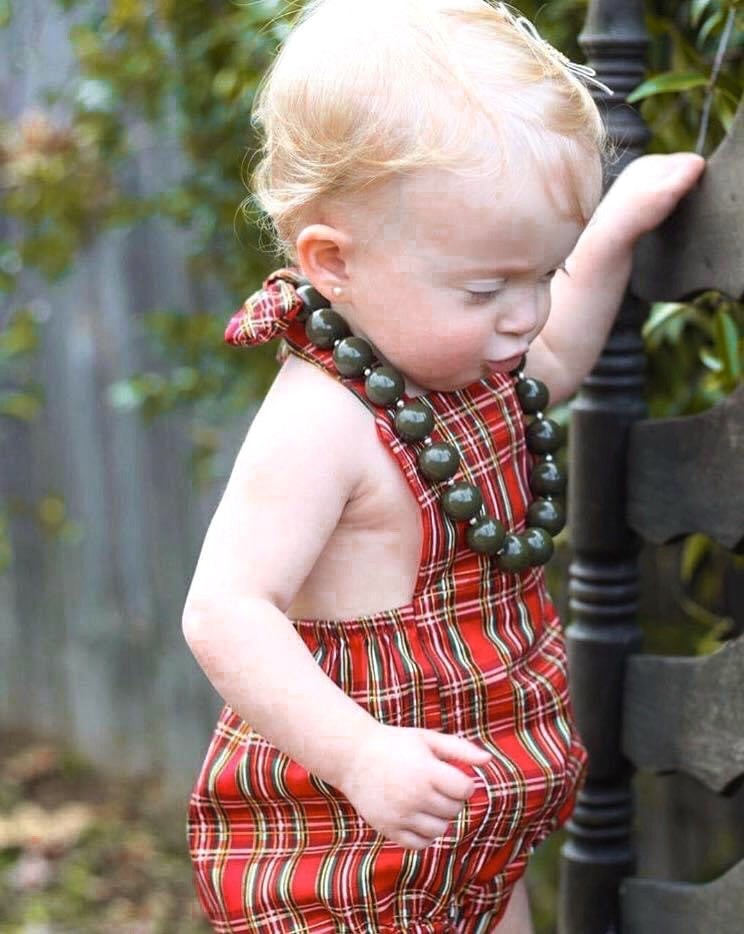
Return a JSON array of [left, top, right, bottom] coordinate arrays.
[[182, 355, 379, 791], [526, 152, 706, 403]]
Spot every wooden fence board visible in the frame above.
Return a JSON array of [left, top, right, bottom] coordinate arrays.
[[0, 0, 226, 791], [623, 636, 744, 793], [627, 386, 744, 548], [620, 858, 744, 933], [631, 97, 744, 303]]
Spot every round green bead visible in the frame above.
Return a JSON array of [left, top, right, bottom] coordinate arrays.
[[305, 308, 350, 349], [495, 533, 532, 572], [333, 336, 375, 377], [418, 443, 460, 482], [441, 482, 483, 521], [530, 460, 567, 496], [523, 527, 554, 565], [525, 417, 564, 454], [296, 283, 329, 316], [365, 366, 405, 406], [466, 516, 506, 555], [527, 497, 566, 536], [394, 401, 434, 442], [516, 377, 549, 414]]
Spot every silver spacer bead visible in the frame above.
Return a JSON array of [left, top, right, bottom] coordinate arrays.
[[423, 436, 433, 446], [535, 411, 544, 421], [469, 517, 479, 527], [544, 453, 554, 462], [516, 370, 526, 381], [333, 339, 341, 348], [396, 399, 406, 409], [364, 368, 372, 377]]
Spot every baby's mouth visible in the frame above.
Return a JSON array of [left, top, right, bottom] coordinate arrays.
[[484, 353, 526, 374]]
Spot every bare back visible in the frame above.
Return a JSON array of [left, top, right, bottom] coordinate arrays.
[[278, 352, 423, 621]]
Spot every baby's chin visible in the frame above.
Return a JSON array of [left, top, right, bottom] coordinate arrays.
[[481, 363, 509, 379]]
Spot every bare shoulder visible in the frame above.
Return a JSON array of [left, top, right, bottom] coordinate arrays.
[[184, 353, 377, 615], [247, 353, 377, 475], [267, 351, 373, 426]]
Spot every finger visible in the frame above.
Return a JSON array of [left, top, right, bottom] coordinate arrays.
[[432, 763, 477, 802], [396, 829, 433, 851], [404, 813, 450, 841], [425, 789, 470, 821], [424, 730, 493, 764]]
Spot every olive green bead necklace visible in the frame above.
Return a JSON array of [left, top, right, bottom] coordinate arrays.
[[296, 283, 567, 573]]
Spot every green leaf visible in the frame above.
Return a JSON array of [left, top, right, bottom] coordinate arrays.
[[691, 0, 713, 27], [699, 347, 724, 372], [0, 0, 11, 28], [714, 309, 741, 381], [698, 10, 725, 45], [713, 87, 738, 132], [0, 308, 40, 359], [626, 71, 709, 103], [0, 390, 43, 421], [642, 302, 691, 346], [680, 533, 712, 583], [37, 495, 67, 530]]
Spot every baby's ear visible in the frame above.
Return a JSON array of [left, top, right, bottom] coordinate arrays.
[[295, 223, 352, 299]]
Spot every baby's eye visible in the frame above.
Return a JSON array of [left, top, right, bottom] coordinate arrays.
[[464, 289, 502, 305], [464, 263, 568, 304]]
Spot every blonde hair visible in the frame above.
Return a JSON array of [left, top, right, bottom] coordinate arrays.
[[246, 0, 615, 264]]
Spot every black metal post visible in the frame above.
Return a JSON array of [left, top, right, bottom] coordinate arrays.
[[559, 2, 651, 932]]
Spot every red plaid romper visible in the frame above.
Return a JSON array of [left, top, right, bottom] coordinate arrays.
[[187, 269, 588, 933]]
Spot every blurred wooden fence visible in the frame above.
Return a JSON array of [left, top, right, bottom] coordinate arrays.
[[0, 0, 231, 801]]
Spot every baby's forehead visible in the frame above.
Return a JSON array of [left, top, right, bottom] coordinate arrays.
[[377, 164, 580, 238]]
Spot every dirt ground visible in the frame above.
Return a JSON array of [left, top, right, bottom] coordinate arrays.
[[0, 730, 210, 934], [0, 730, 562, 933]]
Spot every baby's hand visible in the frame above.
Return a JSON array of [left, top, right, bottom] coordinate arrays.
[[591, 152, 706, 246], [337, 722, 492, 850]]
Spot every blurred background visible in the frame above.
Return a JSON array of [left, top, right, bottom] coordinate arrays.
[[1, 0, 742, 931]]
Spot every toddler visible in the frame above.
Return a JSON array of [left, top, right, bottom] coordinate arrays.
[[184, 1, 705, 931]]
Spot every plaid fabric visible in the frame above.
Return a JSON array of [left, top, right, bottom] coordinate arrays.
[[188, 282, 588, 933], [224, 268, 306, 347]]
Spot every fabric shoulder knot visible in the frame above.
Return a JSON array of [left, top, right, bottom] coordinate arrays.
[[224, 266, 307, 346]]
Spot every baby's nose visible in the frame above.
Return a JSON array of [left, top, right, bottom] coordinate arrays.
[[498, 293, 542, 336]]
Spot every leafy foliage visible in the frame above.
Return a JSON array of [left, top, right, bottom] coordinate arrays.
[[0, 307, 43, 422], [643, 294, 743, 415]]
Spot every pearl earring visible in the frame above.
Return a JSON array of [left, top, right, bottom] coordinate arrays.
[[332, 287, 343, 297]]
